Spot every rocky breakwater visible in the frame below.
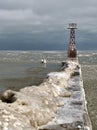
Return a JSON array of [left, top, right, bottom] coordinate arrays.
[[0, 60, 92, 130]]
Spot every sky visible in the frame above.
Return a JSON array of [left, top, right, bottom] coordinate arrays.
[[0, 0, 97, 50]]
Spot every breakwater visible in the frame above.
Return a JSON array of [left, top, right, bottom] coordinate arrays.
[[0, 60, 92, 130]]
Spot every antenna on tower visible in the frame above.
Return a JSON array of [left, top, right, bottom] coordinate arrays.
[[67, 23, 77, 60]]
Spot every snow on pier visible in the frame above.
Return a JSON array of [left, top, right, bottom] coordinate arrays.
[[0, 60, 92, 130]]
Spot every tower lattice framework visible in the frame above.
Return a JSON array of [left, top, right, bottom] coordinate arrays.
[[68, 23, 77, 59]]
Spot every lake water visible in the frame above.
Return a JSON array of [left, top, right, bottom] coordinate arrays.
[[0, 50, 97, 129], [0, 51, 66, 92]]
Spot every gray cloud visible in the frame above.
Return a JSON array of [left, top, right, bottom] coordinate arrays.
[[0, 0, 97, 32], [0, 0, 97, 50]]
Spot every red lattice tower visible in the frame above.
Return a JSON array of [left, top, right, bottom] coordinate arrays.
[[68, 23, 77, 59]]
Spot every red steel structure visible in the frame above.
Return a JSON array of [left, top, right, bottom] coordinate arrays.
[[68, 23, 77, 59]]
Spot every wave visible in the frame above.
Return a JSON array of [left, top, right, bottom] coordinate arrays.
[[78, 54, 91, 57]]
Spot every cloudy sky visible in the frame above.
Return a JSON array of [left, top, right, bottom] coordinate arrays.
[[0, 0, 97, 50]]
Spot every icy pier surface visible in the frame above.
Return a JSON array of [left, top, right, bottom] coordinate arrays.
[[0, 60, 92, 130]]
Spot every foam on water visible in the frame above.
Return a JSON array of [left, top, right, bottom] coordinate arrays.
[[0, 50, 97, 92]]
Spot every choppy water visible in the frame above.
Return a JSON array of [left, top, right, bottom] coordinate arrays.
[[0, 50, 97, 129], [0, 51, 66, 92]]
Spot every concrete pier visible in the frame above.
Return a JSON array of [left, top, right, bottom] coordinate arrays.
[[0, 60, 92, 130], [39, 60, 92, 130]]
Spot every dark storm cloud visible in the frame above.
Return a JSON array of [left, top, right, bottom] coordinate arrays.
[[0, 0, 97, 50]]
